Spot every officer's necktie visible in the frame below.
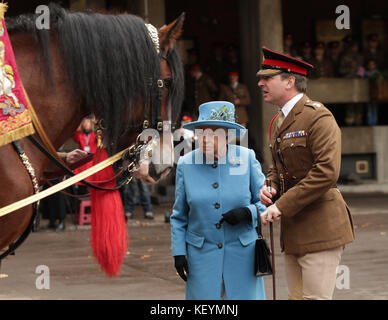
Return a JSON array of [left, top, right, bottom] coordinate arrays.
[[277, 110, 285, 129]]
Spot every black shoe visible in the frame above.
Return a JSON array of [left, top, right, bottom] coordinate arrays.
[[55, 220, 65, 232], [42, 223, 57, 230]]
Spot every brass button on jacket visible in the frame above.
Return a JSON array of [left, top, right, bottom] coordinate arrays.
[[217, 243, 223, 249], [215, 223, 221, 229], [214, 202, 220, 209], [212, 182, 219, 189], [212, 163, 218, 168]]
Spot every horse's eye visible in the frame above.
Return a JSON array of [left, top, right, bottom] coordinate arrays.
[[163, 78, 172, 88]]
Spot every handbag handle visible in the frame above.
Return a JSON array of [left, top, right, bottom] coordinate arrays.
[[254, 203, 263, 240]]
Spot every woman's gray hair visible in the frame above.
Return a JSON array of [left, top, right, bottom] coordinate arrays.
[[280, 72, 308, 93]]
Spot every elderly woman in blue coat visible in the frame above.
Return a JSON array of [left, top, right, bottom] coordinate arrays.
[[170, 101, 267, 300]]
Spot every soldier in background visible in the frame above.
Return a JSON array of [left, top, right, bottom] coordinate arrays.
[[205, 42, 228, 86], [219, 71, 251, 127], [185, 64, 218, 119], [338, 39, 364, 78], [341, 35, 354, 53], [283, 33, 298, 57], [225, 44, 241, 76], [310, 42, 334, 79], [184, 48, 199, 82], [299, 41, 313, 64], [338, 38, 365, 125], [327, 41, 341, 77], [363, 33, 385, 69]]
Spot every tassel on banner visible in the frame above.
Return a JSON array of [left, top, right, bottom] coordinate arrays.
[[90, 148, 128, 277], [0, 3, 8, 20]]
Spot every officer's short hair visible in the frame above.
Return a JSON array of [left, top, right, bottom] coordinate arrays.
[[279, 72, 307, 93]]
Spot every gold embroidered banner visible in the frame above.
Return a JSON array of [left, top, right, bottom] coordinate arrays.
[[0, 3, 35, 146]]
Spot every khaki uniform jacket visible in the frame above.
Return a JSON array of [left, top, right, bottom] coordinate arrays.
[[219, 83, 251, 124], [267, 94, 355, 255]]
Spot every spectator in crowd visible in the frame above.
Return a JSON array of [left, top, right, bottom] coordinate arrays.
[[40, 148, 91, 231], [72, 115, 98, 195], [299, 41, 313, 64], [205, 42, 228, 85], [219, 71, 251, 127], [39, 180, 69, 231], [363, 33, 385, 69], [225, 44, 241, 75], [185, 64, 219, 119], [327, 41, 341, 77], [336, 36, 365, 126], [310, 42, 334, 78], [342, 35, 355, 52], [165, 114, 197, 224], [338, 39, 364, 78], [123, 178, 154, 220], [184, 48, 200, 74], [174, 114, 196, 159], [361, 59, 379, 126], [283, 33, 298, 57], [364, 58, 379, 78]]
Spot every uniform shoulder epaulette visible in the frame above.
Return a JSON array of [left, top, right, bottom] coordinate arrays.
[[305, 99, 323, 109]]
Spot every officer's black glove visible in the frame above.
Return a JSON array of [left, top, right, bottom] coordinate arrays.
[[221, 207, 252, 226], [174, 255, 188, 282]]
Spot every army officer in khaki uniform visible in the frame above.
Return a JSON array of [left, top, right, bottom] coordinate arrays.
[[257, 47, 354, 300]]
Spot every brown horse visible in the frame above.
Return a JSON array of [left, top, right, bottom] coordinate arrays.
[[0, 4, 184, 269]]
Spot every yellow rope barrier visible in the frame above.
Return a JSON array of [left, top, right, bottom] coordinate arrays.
[[0, 149, 126, 218]]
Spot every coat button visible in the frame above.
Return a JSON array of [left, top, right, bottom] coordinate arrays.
[[216, 223, 221, 229], [217, 243, 223, 249], [212, 182, 219, 189], [214, 202, 220, 209], [277, 138, 281, 143], [212, 163, 218, 168]]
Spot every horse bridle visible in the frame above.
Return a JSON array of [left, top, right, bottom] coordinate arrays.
[[25, 22, 175, 192], [51, 23, 175, 190]]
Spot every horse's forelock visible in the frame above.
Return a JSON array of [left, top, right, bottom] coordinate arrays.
[[57, 9, 161, 154]]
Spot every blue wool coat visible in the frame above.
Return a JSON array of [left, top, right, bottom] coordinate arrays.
[[170, 145, 267, 300]]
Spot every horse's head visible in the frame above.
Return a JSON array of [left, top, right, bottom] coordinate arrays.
[[36, 6, 185, 184], [132, 13, 185, 184]]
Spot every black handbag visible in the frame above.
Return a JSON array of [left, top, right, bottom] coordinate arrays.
[[254, 204, 273, 277]]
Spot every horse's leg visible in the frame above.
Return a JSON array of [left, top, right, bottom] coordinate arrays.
[[0, 144, 35, 251]]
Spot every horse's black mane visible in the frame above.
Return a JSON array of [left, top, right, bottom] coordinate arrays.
[[6, 3, 184, 154]]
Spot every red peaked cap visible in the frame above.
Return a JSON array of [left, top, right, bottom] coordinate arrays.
[[257, 46, 314, 77]]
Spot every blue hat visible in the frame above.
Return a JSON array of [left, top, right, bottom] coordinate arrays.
[[183, 101, 246, 137]]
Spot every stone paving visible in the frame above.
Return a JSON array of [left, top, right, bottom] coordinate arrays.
[[0, 194, 387, 300]]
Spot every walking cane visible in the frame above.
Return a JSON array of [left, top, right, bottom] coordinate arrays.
[[266, 179, 276, 300]]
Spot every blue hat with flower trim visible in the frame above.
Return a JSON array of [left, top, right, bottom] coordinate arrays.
[[182, 101, 246, 137]]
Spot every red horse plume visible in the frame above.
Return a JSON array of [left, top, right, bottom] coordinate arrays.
[[89, 148, 128, 276]]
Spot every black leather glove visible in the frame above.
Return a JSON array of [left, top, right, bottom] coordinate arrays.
[[174, 255, 188, 282], [221, 207, 252, 225]]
